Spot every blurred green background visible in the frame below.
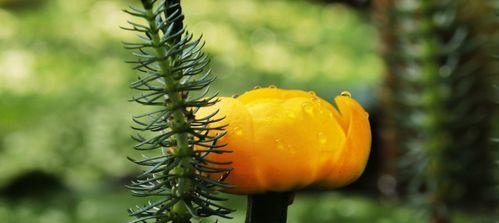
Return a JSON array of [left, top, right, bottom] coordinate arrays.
[[0, 0, 496, 222]]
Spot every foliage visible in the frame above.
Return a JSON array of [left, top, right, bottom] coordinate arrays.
[[0, 190, 494, 223], [376, 0, 498, 221]]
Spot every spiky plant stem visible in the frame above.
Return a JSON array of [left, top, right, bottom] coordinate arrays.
[[375, 0, 498, 222], [143, 3, 190, 220], [123, 1, 233, 222]]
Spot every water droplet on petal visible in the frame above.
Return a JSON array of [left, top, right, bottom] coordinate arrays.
[[231, 94, 239, 98], [268, 85, 277, 89], [234, 127, 243, 136], [302, 102, 314, 115], [317, 132, 327, 144], [340, 91, 352, 98], [275, 138, 285, 150], [253, 86, 261, 89], [308, 91, 316, 96]]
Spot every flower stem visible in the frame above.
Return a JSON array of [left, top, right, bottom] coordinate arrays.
[[245, 192, 295, 223]]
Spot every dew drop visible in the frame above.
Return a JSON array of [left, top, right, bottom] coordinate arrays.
[[286, 110, 296, 119], [275, 138, 285, 150], [302, 102, 314, 115], [231, 94, 239, 98], [253, 86, 261, 89], [268, 84, 277, 89], [234, 127, 243, 136], [340, 91, 352, 98], [318, 108, 324, 114], [317, 132, 327, 144], [308, 91, 317, 96]]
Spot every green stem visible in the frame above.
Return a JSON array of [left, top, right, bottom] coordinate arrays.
[[245, 192, 295, 223], [144, 2, 192, 222]]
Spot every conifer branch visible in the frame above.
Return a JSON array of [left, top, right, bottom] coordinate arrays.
[[123, 1, 233, 222]]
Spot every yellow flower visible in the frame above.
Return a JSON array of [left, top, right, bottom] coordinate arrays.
[[197, 87, 371, 194]]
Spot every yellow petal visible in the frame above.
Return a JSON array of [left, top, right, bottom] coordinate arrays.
[[237, 87, 314, 104], [318, 95, 371, 188], [195, 97, 264, 194]]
